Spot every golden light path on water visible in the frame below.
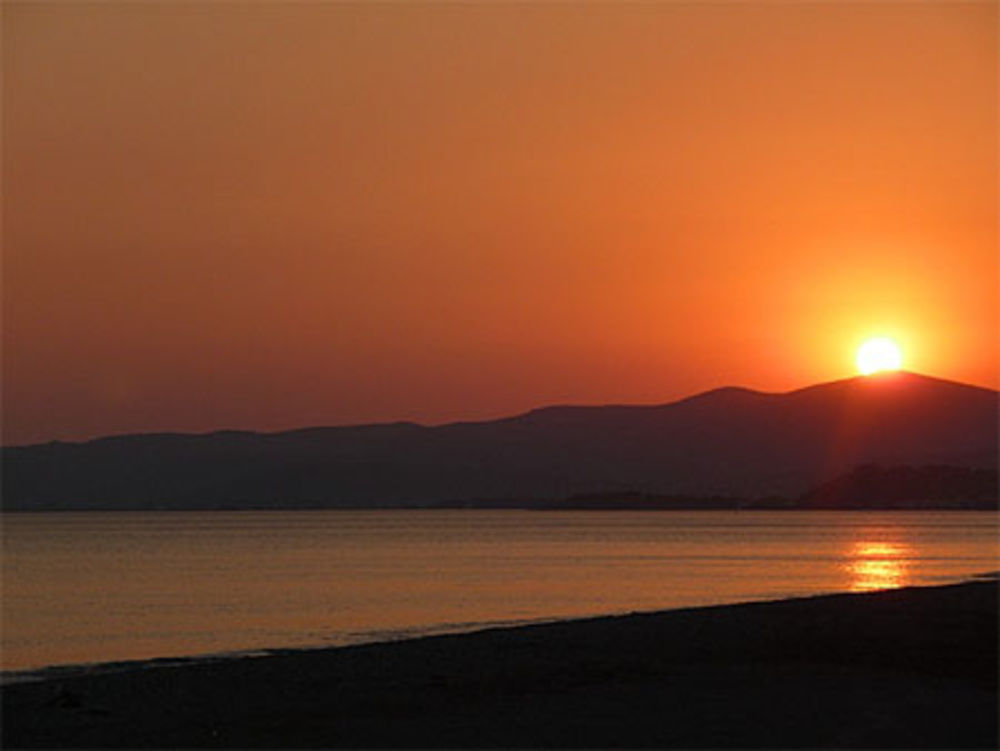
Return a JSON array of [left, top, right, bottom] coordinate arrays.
[[845, 539, 912, 592], [4, 512, 996, 673]]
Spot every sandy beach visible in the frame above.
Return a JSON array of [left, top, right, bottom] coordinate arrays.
[[3, 579, 996, 749]]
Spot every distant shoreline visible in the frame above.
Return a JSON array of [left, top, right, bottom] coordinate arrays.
[[3, 503, 998, 512], [4, 578, 997, 748]]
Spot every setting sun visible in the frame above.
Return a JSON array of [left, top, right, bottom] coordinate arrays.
[[856, 337, 903, 375]]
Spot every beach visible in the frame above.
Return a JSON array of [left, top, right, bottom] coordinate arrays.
[[2, 578, 996, 748]]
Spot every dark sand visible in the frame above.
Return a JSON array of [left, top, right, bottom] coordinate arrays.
[[3, 580, 997, 748]]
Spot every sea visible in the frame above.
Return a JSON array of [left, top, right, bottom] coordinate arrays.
[[2, 510, 997, 677]]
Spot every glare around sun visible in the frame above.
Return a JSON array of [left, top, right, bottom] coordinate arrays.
[[856, 337, 903, 375]]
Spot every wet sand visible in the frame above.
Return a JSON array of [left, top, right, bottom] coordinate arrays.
[[3, 580, 997, 748]]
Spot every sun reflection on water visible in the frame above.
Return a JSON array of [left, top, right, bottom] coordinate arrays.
[[845, 540, 912, 592]]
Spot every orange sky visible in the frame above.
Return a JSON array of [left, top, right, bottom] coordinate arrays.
[[3, 2, 997, 445]]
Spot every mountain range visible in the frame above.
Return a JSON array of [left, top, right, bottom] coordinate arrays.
[[2, 371, 997, 510]]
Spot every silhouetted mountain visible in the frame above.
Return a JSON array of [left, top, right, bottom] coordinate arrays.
[[2, 372, 997, 510]]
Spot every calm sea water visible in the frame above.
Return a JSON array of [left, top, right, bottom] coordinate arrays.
[[2, 510, 997, 674]]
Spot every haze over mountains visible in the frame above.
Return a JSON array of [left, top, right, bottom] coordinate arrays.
[[3, 372, 997, 510]]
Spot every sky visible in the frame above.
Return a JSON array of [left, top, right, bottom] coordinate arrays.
[[3, 1, 997, 445]]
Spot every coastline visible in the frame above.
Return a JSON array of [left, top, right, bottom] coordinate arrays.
[[3, 579, 997, 748]]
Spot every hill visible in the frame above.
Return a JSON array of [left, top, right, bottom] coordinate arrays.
[[799, 464, 998, 509], [2, 371, 997, 510]]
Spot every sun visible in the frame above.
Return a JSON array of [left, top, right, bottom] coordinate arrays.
[[856, 337, 903, 375]]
